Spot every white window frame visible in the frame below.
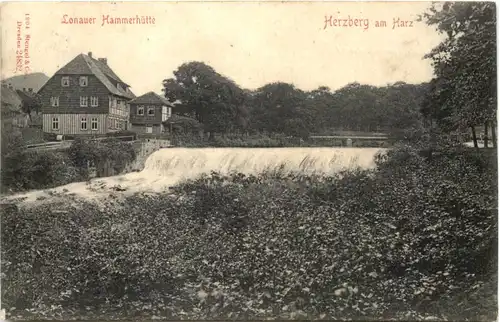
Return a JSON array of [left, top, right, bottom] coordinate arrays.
[[79, 76, 88, 87], [50, 96, 59, 107], [81, 117, 87, 131], [52, 117, 59, 130], [147, 106, 155, 116], [137, 106, 144, 115], [91, 117, 98, 131], [61, 76, 70, 87], [80, 96, 88, 107], [146, 125, 153, 134], [90, 96, 99, 107]]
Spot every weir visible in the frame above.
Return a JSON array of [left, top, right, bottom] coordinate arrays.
[[3, 147, 385, 204], [143, 147, 382, 178]]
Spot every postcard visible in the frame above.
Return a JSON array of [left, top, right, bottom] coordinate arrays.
[[0, 1, 497, 321]]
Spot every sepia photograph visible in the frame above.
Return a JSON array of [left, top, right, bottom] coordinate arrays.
[[0, 1, 497, 321]]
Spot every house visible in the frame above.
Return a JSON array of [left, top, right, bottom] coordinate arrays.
[[38, 52, 135, 137], [1, 84, 30, 128], [128, 91, 173, 134]]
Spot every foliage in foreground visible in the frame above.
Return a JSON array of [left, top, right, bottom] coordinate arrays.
[[1, 146, 497, 320]]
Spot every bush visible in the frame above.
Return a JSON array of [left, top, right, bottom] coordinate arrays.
[[1, 128, 80, 193], [68, 138, 137, 178]]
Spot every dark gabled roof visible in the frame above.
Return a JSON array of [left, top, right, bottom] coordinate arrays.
[[129, 91, 174, 106], [1, 86, 23, 114], [41, 53, 135, 99], [92, 58, 127, 86]]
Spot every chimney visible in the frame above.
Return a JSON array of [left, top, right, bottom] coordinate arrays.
[[88, 51, 92, 58], [23, 88, 26, 92], [28, 88, 33, 93], [98, 58, 107, 65], [8, 83, 13, 90]]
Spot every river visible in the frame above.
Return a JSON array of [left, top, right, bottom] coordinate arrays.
[[4, 147, 386, 204]]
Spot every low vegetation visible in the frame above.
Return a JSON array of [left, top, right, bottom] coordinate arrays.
[[2, 145, 496, 320]]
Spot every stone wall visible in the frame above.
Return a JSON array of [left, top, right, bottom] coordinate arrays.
[[128, 139, 171, 171]]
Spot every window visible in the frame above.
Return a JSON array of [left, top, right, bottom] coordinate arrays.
[[79, 76, 88, 87], [52, 117, 59, 130], [50, 96, 59, 107], [146, 125, 153, 134], [61, 76, 70, 87], [91, 118, 98, 130], [117, 83, 122, 91], [80, 96, 88, 107], [168, 107, 172, 118], [137, 106, 144, 115], [147, 107, 155, 116], [162, 106, 169, 121], [114, 119, 119, 129], [81, 118, 87, 130], [90, 96, 99, 107]]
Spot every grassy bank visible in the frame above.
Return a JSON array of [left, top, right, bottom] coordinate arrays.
[[1, 145, 496, 320]]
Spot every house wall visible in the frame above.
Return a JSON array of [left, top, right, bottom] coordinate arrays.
[[129, 124, 162, 134], [39, 74, 110, 114], [129, 103, 171, 125], [43, 113, 108, 135]]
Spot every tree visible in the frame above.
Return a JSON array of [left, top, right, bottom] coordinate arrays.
[[249, 82, 309, 135], [421, 2, 496, 148], [162, 62, 248, 136]]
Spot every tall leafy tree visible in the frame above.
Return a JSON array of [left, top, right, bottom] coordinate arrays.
[[162, 62, 248, 135], [421, 2, 496, 147]]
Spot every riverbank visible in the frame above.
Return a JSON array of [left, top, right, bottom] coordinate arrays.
[[2, 146, 496, 321], [170, 133, 392, 148]]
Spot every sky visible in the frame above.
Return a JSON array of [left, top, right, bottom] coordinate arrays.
[[2, 1, 445, 95]]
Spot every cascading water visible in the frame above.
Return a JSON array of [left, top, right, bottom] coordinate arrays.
[[3, 147, 384, 204]]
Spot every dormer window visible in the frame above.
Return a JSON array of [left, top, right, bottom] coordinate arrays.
[[147, 107, 155, 116], [137, 106, 144, 115], [61, 76, 70, 87], [117, 83, 122, 91], [79, 76, 88, 87]]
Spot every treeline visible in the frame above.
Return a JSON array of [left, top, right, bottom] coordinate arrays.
[[162, 62, 428, 138]]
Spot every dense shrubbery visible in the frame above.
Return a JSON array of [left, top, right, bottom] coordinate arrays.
[[1, 131, 138, 193], [1, 127, 80, 193], [2, 145, 496, 320], [1, 149, 79, 193], [68, 138, 137, 178]]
